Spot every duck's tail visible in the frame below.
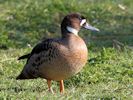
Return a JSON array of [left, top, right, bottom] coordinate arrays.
[[18, 54, 30, 60], [16, 71, 38, 80], [16, 73, 28, 80]]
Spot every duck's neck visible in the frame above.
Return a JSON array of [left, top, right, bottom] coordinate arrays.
[[61, 26, 79, 38], [66, 26, 78, 36]]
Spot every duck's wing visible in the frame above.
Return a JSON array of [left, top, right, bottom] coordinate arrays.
[[16, 39, 60, 79], [18, 39, 58, 60]]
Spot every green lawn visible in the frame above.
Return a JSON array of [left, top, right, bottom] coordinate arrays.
[[0, 0, 133, 48], [0, 48, 133, 99], [0, 0, 133, 99]]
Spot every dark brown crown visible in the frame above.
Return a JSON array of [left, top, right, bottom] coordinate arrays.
[[61, 13, 86, 37]]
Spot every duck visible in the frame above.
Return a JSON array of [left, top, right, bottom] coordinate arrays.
[[16, 13, 99, 94]]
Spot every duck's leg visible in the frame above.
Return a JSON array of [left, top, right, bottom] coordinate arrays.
[[47, 80, 54, 94], [60, 80, 64, 94]]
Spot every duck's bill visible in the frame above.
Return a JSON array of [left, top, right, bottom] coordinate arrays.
[[83, 23, 100, 32]]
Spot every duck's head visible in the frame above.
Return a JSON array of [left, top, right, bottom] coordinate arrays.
[[61, 13, 99, 37]]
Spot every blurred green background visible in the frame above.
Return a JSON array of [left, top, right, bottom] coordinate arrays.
[[0, 0, 133, 99], [0, 0, 133, 49]]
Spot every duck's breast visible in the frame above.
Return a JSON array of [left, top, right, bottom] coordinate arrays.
[[59, 36, 88, 75], [38, 36, 88, 80]]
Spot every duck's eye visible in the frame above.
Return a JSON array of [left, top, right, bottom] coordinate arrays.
[[80, 19, 86, 26]]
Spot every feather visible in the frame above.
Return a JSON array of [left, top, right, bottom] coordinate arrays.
[[18, 54, 30, 60]]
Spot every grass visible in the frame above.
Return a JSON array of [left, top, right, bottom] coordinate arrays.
[[0, 0, 133, 99], [0, 0, 133, 48], [0, 48, 133, 99]]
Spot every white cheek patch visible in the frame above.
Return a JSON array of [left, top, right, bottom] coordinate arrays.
[[80, 19, 86, 26], [67, 26, 78, 36]]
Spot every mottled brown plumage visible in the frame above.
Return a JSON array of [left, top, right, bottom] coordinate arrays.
[[17, 13, 99, 93]]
